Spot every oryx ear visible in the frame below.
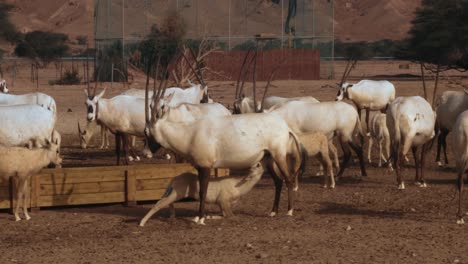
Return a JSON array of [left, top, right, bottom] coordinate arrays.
[[84, 89, 89, 97], [164, 92, 175, 104], [241, 93, 245, 98], [95, 88, 106, 100]]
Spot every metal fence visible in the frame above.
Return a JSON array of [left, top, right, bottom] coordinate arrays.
[[94, 0, 334, 80]]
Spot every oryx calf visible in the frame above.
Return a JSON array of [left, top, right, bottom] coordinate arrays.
[[368, 112, 392, 169], [0, 141, 62, 221]]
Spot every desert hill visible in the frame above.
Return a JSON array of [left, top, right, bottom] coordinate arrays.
[[0, 0, 421, 53]]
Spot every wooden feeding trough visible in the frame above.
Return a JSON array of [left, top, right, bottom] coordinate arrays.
[[0, 164, 229, 211]]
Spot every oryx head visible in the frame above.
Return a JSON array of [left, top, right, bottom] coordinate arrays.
[[77, 120, 97, 149], [45, 137, 63, 168], [336, 83, 352, 101], [0, 80, 8, 93], [84, 88, 106, 121]]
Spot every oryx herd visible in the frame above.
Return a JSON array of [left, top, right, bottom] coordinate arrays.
[[1, 48, 468, 227]]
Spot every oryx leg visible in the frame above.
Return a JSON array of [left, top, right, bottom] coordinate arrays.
[[267, 161, 283, 216], [457, 171, 465, 224], [196, 167, 211, 225], [436, 129, 448, 167], [349, 140, 367, 177], [367, 136, 374, 164], [365, 108, 370, 136], [122, 134, 130, 165], [220, 200, 234, 218], [329, 140, 340, 171], [418, 142, 430, 187], [115, 132, 122, 166], [378, 137, 385, 167], [14, 177, 27, 221], [412, 146, 420, 184], [139, 189, 179, 227], [22, 177, 31, 220], [336, 140, 352, 178]]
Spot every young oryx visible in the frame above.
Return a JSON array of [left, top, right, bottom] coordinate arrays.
[[435, 90, 468, 167], [0, 139, 62, 221], [139, 161, 264, 226], [451, 110, 468, 224], [269, 100, 367, 179], [0, 79, 8, 93], [144, 72, 304, 225], [387, 96, 436, 190], [77, 119, 110, 149], [0, 104, 56, 148], [367, 112, 392, 169], [336, 80, 395, 134]]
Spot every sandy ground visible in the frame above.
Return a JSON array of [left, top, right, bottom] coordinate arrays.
[[1, 61, 468, 263]]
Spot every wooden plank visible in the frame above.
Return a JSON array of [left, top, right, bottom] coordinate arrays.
[[40, 170, 125, 184], [132, 164, 196, 180], [125, 171, 137, 206], [0, 199, 10, 209], [30, 174, 40, 209], [136, 178, 172, 191], [135, 189, 166, 201], [39, 192, 125, 207], [39, 181, 125, 196]]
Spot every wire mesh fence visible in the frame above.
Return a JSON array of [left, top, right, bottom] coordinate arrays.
[[94, 0, 334, 81]]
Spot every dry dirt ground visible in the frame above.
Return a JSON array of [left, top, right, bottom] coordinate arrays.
[[1, 61, 468, 263]]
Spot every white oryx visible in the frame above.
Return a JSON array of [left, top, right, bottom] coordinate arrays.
[[84, 87, 229, 165], [234, 95, 320, 114], [144, 73, 304, 225], [0, 92, 57, 118], [435, 90, 468, 167], [268, 100, 367, 179], [122, 84, 212, 106], [0, 104, 56, 148], [451, 110, 468, 224], [0, 79, 8, 93], [386, 96, 436, 190], [77, 119, 110, 149], [336, 80, 395, 134]]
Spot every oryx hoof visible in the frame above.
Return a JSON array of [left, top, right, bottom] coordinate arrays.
[[457, 218, 465, 225], [14, 216, 21, 222], [398, 182, 405, 190], [164, 154, 171, 160], [269, 212, 277, 217], [286, 210, 293, 216], [135, 156, 141, 161], [437, 161, 443, 167], [128, 156, 134, 162]]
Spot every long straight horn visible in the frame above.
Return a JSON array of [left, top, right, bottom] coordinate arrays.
[[261, 58, 286, 111], [145, 59, 151, 124], [239, 51, 257, 98], [252, 50, 258, 112], [235, 49, 253, 99], [77, 121, 83, 135]]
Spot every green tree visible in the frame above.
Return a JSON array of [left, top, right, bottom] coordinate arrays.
[[15, 31, 69, 65], [400, 0, 468, 105]]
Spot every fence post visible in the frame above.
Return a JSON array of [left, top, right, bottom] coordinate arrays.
[[125, 169, 137, 206]]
